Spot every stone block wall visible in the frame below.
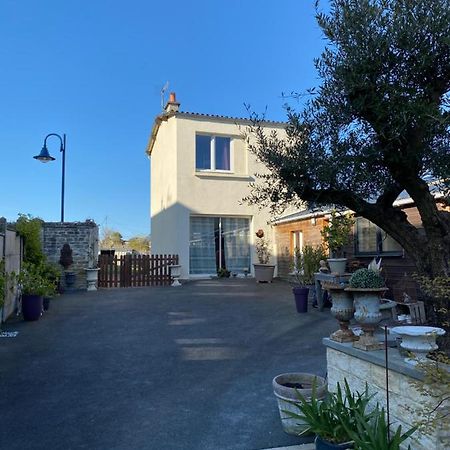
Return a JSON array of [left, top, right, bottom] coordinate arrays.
[[325, 339, 450, 450], [42, 221, 99, 291], [0, 218, 23, 321]]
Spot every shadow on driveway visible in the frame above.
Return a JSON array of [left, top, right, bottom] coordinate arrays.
[[0, 278, 337, 450]]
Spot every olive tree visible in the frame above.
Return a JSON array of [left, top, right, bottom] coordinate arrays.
[[246, 0, 450, 277]]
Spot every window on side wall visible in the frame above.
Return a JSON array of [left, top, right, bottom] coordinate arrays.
[[355, 217, 403, 256], [195, 134, 231, 172], [291, 230, 303, 270]]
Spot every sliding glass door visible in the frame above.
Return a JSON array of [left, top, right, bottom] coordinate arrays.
[[189, 216, 250, 275]]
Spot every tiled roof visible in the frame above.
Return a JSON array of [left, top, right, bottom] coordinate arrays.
[[177, 111, 286, 126]]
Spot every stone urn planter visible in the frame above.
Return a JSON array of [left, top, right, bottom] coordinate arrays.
[[84, 268, 99, 291], [391, 326, 446, 364], [253, 264, 275, 283], [272, 373, 327, 436], [169, 264, 182, 287], [345, 287, 387, 350], [324, 283, 357, 343]]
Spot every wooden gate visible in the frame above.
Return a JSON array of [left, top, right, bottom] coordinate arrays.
[[98, 254, 179, 288]]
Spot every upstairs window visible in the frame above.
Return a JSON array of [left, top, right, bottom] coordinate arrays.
[[196, 135, 231, 171], [355, 217, 403, 256]]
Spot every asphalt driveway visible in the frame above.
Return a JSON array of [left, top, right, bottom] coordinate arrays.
[[0, 279, 337, 450]]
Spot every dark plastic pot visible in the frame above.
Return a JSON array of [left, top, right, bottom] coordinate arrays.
[[315, 435, 353, 449], [22, 294, 43, 321], [64, 271, 76, 289], [43, 297, 51, 311], [293, 286, 309, 313]]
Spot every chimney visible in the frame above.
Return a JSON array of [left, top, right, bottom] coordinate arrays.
[[165, 92, 180, 113]]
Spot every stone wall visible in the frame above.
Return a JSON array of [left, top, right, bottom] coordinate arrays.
[[325, 338, 450, 450], [42, 221, 99, 291], [0, 218, 23, 321]]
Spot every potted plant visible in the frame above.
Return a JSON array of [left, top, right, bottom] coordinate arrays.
[[291, 245, 326, 313], [0, 259, 16, 326], [84, 245, 99, 291], [40, 262, 60, 310], [345, 268, 387, 351], [342, 405, 417, 450], [286, 378, 373, 449], [217, 267, 231, 278], [253, 229, 275, 282], [59, 243, 76, 290], [273, 372, 327, 436], [321, 210, 354, 275], [18, 263, 49, 321]]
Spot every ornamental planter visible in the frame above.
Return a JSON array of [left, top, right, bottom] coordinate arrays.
[[64, 271, 76, 290], [315, 435, 353, 449], [345, 287, 388, 351], [272, 373, 327, 436], [22, 294, 43, 321], [84, 268, 99, 291], [327, 258, 347, 275], [292, 286, 309, 313], [253, 264, 275, 283], [391, 326, 446, 365], [324, 283, 357, 343], [169, 264, 182, 287]]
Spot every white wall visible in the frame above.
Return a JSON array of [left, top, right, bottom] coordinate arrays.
[[150, 113, 285, 278]]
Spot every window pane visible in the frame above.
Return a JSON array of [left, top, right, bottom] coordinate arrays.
[[357, 218, 377, 252], [222, 218, 250, 273], [196, 135, 211, 170], [189, 217, 216, 274], [381, 231, 402, 252], [215, 137, 230, 170]]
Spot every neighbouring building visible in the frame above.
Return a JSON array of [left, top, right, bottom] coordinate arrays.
[[273, 192, 450, 301], [146, 93, 285, 279]]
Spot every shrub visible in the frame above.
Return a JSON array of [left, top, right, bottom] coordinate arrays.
[[349, 268, 385, 289]]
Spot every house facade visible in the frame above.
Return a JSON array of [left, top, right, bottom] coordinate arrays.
[[146, 93, 285, 279], [273, 200, 449, 301]]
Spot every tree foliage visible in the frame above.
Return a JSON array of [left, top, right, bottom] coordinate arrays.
[[246, 0, 450, 277], [100, 228, 124, 249], [15, 213, 45, 265], [128, 236, 151, 253]]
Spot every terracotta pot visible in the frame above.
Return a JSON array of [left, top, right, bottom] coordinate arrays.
[[273, 373, 327, 436]]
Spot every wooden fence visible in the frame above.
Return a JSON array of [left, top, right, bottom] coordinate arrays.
[[98, 254, 178, 288]]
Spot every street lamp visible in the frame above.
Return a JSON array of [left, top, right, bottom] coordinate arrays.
[[33, 133, 66, 222]]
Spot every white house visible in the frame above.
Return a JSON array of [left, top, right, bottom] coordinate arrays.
[[146, 93, 285, 279]]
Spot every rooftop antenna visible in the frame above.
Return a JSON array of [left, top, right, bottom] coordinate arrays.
[[161, 81, 169, 111]]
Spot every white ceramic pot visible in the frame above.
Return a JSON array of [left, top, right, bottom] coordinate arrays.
[[391, 326, 446, 364], [253, 264, 275, 283], [327, 258, 347, 275]]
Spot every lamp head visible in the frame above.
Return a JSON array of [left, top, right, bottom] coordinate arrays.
[[33, 145, 55, 163]]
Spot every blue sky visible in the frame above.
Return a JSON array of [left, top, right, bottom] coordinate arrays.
[[0, 0, 326, 239]]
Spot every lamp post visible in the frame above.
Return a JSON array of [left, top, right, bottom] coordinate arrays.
[[33, 133, 66, 222]]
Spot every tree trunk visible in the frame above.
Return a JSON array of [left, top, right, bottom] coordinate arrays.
[[354, 201, 450, 278]]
